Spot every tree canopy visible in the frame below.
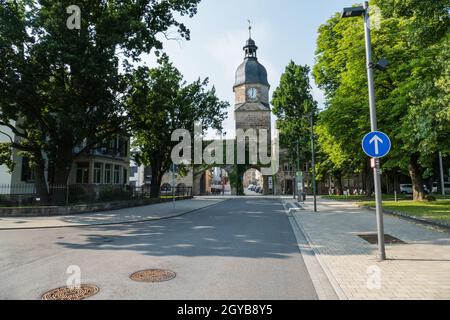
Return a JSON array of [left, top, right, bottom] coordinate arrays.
[[271, 61, 318, 167], [126, 55, 229, 197], [312, 0, 450, 200], [0, 0, 201, 201]]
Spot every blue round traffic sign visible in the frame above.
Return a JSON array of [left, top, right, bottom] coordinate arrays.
[[362, 131, 391, 158]]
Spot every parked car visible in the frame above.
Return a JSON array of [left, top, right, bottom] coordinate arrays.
[[247, 184, 255, 191], [432, 182, 438, 194], [400, 183, 431, 194], [160, 183, 173, 196], [432, 182, 450, 194], [400, 184, 413, 194], [255, 186, 261, 193]]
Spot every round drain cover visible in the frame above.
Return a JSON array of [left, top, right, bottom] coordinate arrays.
[[130, 269, 176, 283], [41, 285, 99, 300]]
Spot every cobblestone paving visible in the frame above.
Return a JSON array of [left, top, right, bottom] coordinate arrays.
[[287, 198, 450, 300]]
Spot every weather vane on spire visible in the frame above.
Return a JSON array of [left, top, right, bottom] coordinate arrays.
[[248, 19, 252, 39]]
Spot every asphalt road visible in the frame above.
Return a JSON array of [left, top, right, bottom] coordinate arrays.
[[0, 198, 318, 300]]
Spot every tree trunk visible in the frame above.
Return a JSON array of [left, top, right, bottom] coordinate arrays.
[[334, 173, 343, 195], [33, 157, 49, 204], [150, 164, 162, 199], [408, 153, 426, 201], [51, 146, 74, 205], [237, 165, 245, 196], [364, 159, 374, 196], [393, 173, 400, 194], [52, 165, 72, 206]]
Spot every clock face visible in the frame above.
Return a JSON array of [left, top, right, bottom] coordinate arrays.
[[247, 87, 258, 101]]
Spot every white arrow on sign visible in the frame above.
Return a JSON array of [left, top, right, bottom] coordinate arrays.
[[370, 135, 383, 155]]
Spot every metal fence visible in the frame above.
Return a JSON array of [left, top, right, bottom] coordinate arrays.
[[0, 184, 193, 207]]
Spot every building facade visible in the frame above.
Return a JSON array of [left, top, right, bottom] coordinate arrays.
[[68, 136, 130, 187], [0, 127, 130, 194]]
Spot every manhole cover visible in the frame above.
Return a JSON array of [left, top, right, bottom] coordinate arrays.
[[41, 285, 99, 300], [358, 233, 406, 245], [130, 269, 176, 283]]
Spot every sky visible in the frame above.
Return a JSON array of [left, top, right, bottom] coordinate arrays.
[[143, 0, 348, 138]]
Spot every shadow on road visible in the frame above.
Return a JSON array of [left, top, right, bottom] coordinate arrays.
[[55, 198, 306, 260]]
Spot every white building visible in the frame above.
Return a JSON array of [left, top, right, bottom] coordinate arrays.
[[0, 121, 130, 196], [0, 122, 36, 195]]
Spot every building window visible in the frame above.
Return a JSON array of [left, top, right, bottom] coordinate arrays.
[[161, 183, 172, 193], [122, 168, 128, 185], [104, 164, 112, 184], [114, 165, 121, 184], [76, 163, 90, 184], [284, 163, 293, 172], [110, 136, 120, 155], [93, 163, 103, 184], [144, 166, 152, 183], [118, 138, 128, 157], [123, 139, 129, 157], [130, 166, 138, 177], [21, 157, 35, 182]]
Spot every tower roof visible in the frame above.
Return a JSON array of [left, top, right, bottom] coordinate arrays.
[[234, 37, 269, 88]]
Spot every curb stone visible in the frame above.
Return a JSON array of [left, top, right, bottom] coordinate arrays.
[[0, 199, 229, 231], [283, 200, 347, 300], [360, 205, 450, 231]]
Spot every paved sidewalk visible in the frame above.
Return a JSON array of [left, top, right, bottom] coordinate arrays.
[[286, 198, 450, 300], [0, 197, 227, 230]]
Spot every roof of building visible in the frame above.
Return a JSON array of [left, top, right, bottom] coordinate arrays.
[[234, 38, 270, 88]]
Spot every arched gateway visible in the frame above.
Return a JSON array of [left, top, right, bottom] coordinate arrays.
[[233, 33, 272, 195]]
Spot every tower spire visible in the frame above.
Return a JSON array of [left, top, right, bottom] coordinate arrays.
[[243, 21, 257, 59]]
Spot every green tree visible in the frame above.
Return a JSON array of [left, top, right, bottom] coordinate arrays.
[[126, 55, 228, 198], [271, 61, 318, 171], [313, 0, 450, 200], [0, 0, 201, 202], [374, 0, 450, 200]]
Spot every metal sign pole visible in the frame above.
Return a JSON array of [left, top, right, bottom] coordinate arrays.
[[439, 152, 446, 196], [172, 164, 176, 210], [364, 1, 386, 261], [296, 141, 300, 201], [310, 112, 317, 212]]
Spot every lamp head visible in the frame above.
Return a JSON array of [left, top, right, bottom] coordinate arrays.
[[375, 59, 389, 71], [341, 6, 366, 18]]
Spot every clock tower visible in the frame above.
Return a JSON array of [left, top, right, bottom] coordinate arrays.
[[233, 34, 271, 136]]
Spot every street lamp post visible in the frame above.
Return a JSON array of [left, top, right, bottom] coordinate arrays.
[[342, 1, 386, 261], [296, 140, 300, 201], [294, 112, 317, 211], [310, 112, 317, 212], [172, 163, 176, 210], [439, 152, 446, 196]]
